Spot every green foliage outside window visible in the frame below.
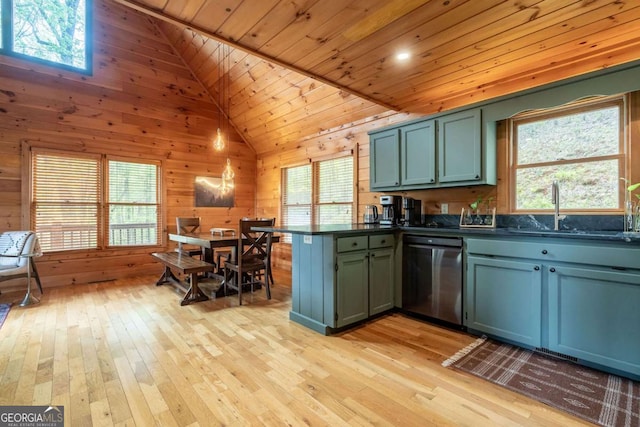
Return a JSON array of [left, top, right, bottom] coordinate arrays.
[[513, 98, 624, 211], [1, 0, 91, 72]]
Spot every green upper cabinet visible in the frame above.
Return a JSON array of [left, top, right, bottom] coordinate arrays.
[[401, 120, 436, 187], [438, 109, 482, 183], [369, 108, 494, 191], [370, 128, 401, 188]]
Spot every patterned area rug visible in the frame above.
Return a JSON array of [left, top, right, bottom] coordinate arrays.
[[443, 337, 640, 427], [0, 303, 10, 329]]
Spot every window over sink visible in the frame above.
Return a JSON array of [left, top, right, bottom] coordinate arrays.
[[509, 94, 626, 212]]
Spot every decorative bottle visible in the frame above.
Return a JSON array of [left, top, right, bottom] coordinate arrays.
[[624, 197, 634, 233]]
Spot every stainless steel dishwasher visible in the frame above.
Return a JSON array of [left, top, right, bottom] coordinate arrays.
[[402, 235, 463, 328]]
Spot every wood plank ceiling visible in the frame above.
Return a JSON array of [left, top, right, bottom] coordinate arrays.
[[113, 0, 640, 156]]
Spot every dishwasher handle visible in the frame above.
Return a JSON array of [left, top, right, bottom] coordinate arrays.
[[403, 235, 462, 248]]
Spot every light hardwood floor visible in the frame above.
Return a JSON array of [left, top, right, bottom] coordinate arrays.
[[0, 271, 592, 426]]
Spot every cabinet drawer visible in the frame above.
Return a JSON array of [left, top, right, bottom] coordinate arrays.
[[337, 236, 368, 253], [466, 237, 640, 269], [369, 234, 394, 249]]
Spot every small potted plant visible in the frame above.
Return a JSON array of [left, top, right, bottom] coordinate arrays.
[[468, 196, 483, 225]]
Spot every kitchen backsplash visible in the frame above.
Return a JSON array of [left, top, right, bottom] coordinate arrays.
[[425, 214, 622, 231]]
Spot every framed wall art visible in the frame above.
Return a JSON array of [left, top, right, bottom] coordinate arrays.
[[194, 176, 234, 207]]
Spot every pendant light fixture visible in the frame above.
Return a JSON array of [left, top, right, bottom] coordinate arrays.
[[216, 42, 234, 194], [212, 128, 224, 151], [213, 41, 225, 153]]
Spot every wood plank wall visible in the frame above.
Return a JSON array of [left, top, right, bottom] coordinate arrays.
[[0, 0, 257, 291]]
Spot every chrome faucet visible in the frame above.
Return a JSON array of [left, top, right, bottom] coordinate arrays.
[[551, 180, 566, 230]]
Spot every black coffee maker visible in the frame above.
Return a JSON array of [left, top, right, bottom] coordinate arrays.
[[380, 195, 402, 225], [402, 197, 422, 226]]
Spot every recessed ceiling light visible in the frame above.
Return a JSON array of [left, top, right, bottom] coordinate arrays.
[[397, 52, 410, 61]]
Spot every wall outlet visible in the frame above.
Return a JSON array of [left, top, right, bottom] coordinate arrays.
[[441, 203, 449, 214]]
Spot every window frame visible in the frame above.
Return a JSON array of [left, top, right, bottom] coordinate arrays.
[[508, 94, 628, 213], [26, 145, 163, 253], [281, 154, 356, 237], [0, 0, 93, 74], [105, 155, 162, 249], [281, 163, 312, 231], [313, 155, 355, 225]]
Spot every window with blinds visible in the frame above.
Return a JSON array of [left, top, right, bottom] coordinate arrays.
[[32, 151, 100, 252], [282, 164, 312, 228], [107, 159, 160, 247], [282, 156, 353, 240], [31, 149, 161, 252], [315, 156, 353, 224]]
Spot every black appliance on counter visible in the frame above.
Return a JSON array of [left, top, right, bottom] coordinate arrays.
[[402, 234, 464, 328], [380, 195, 402, 225], [402, 197, 422, 226]]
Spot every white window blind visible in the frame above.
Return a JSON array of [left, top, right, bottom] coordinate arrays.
[[315, 156, 353, 224], [31, 149, 162, 252], [32, 151, 100, 252], [107, 160, 160, 246], [282, 156, 354, 240], [282, 164, 311, 228]]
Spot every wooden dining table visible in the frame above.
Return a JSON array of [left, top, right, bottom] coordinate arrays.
[[167, 232, 280, 296]]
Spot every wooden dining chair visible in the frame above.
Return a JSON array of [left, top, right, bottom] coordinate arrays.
[[175, 217, 203, 259], [223, 218, 275, 305]]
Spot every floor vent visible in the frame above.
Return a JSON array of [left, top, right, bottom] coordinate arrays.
[[534, 347, 578, 363]]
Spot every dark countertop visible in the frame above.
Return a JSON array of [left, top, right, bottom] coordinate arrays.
[[255, 223, 640, 244], [256, 223, 395, 235]]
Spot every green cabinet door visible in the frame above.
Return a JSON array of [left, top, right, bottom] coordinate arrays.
[[401, 120, 436, 187], [370, 128, 400, 189], [369, 247, 394, 315], [548, 264, 640, 377], [336, 251, 369, 328], [466, 255, 542, 347], [438, 109, 482, 183]]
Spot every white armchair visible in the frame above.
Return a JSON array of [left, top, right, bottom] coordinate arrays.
[[0, 231, 43, 305]]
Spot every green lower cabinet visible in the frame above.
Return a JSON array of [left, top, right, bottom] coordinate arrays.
[[548, 264, 640, 377], [336, 251, 369, 328], [466, 236, 640, 379], [369, 247, 394, 315], [466, 255, 542, 347], [290, 233, 395, 334], [336, 247, 395, 327]]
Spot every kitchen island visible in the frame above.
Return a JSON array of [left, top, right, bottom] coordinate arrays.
[[254, 224, 398, 335]]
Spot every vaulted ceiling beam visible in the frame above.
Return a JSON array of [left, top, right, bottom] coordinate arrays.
[[112, 0, 399, 112]]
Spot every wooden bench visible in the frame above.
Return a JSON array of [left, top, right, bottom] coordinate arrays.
[[151, 252, 216, 306]]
